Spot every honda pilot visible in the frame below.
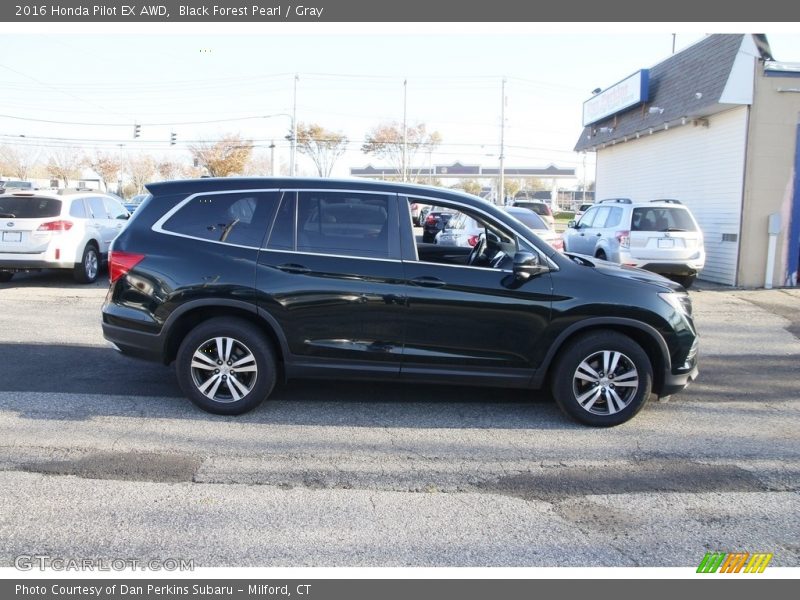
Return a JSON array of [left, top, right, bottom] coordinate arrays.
[[102, 178, 699, 426]]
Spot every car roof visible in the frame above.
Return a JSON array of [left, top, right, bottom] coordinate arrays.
[[1, 189, 116, 200]]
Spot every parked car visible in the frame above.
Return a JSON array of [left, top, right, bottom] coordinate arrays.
[[575, 203, 593, 220], [0, 189, 129, 283], [0, 180, 33, 194], [511, 200, 555, 229], [502, 206, 564, 252], [562, 198, 704, 288], [421, 207, 454, 242], [102, 177, 698, 427], [410, 202, 422, 226]]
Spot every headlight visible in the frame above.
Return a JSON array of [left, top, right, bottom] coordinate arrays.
[[658, 291, 692, 316]]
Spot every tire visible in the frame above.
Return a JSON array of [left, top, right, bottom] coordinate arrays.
[[670, 274, 696, 289], [0, 271, 13, 283], [175, 317, 277, 415], [550, 330, 653, 427], [73, 244, 99, 283]]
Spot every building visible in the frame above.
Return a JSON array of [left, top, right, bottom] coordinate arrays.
[[575, 34, 800, 287]]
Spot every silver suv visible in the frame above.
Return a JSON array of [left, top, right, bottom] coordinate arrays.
[[0, 189, 130, 283], [562, 198, 705, 288]]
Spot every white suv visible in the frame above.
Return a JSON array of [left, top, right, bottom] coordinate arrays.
[[0, 189, 130, 283], [562, 198, 705, 288]]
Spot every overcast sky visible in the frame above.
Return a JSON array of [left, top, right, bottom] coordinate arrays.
[[2, 24, 800, 184]]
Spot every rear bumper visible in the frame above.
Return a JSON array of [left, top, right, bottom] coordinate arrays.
[[102, 321, 165, 363], [0, 255, 76, 270]]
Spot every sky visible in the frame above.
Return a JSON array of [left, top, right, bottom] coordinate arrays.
[[2, 24, 800, 186]]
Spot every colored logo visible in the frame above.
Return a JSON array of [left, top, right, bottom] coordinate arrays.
[[697, 552, 773, 573]]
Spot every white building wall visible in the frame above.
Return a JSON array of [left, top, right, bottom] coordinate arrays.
[[595, 106, 749, 285]]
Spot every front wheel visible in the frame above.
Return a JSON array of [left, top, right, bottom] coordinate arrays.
[[176, 317, 277, 415], [550, 330, 653, 427]]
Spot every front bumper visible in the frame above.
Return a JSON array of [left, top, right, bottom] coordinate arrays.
[[660, 362, 699, 396]]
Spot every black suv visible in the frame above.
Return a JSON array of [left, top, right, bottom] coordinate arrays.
[[102, 178, 698, 426]]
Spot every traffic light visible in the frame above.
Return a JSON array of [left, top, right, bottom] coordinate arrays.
[[170, 132, 177, 146], [133, 123, 141, 138]]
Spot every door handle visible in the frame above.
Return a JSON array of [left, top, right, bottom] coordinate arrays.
[[410, 276, 446, 288], [596, 233, 602, 237], [276, 263, 310, 275]]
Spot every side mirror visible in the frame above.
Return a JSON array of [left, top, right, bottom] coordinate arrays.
[[513, 251, 549, 281], [568, 220, 577, 229]]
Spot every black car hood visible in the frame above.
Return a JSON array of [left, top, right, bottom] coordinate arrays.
[[564, 253, 685, 292]]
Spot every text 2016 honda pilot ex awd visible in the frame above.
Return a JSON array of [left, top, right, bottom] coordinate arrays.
[[102, 178, 699, 427]]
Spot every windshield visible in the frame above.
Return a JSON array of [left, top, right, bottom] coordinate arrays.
[[0, 196, 62, 218]]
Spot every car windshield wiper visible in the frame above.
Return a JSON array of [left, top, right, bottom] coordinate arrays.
[[0, 212, 16, 218], [660, 227, 689, 232]]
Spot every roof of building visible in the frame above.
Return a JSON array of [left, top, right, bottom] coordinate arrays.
[[574, 34, 772, 152]]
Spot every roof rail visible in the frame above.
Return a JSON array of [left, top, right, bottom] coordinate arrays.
[[599, 198, 632, 204], [651, 198, 682, 204]]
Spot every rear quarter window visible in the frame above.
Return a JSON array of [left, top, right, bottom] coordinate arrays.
[[162, 191, 279, 247]]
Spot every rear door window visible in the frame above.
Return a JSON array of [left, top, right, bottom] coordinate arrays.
[[162, 191, 279, 247], [87, 197, 109, 219], [0, 196, 62, 218], [296, 191, 392, 258]]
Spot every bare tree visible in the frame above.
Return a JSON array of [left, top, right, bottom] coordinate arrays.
[[452, 179, 483, 196], [126, 154, 156, 194], [361, 122, 441, 182], [0, 145, 41, 180], [293, 123, 348, 177], [46, 148, 84, 188], [86, 151, 122, 192], [155, 158, 182, 181], [189, 134, 254, 177]]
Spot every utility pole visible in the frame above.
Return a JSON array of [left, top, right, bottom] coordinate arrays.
[[269, 140, 276, 176], [582, 152, 587, 203], [402, 78, 408, 182], [498, 77, 506, 205], [290, 73, 298, 176]]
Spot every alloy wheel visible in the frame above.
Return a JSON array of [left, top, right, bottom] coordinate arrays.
[[190, 336, 258, 403], [571, 350, 639, 415]]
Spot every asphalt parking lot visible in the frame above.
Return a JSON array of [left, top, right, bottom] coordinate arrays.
[[0, 270, 798, 567]]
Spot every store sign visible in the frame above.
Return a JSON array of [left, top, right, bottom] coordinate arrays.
[[583, 69, 649, 126]]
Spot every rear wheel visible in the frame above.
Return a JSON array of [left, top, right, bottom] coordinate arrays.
[[551, 330, 653, 427], [595, 249, 607, 260], [73, 244, 99, 283], [176, 317, 277, 415]]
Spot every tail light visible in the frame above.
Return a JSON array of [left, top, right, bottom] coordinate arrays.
[[109, 250, 145, 283], [37, 220, 73, 231], [467, 235, 480, 247], [425, 215, 436, 225], [550, 238, 564, 251], [615, 230, 630, 249]]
